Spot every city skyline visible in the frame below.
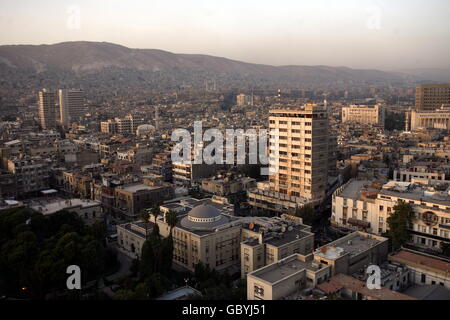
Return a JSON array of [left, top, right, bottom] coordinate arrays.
[[1, 0, 450, 70]]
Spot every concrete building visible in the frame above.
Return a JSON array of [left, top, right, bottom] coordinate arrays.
[[30, 198, 103, 225], [248, 104, 329, 213], [38, 89, 57, 129], [415, 84, 450, 111], [410, 107, 450, 131], [58, 89, 84, 127], [158, 204, 242, 273], [201, 175, 256, 197], [100, 115, 144, 135], [331, 179, 450, 253], [114, 183, 174, 217], [389, 249, 450, 290], [247, 231, 389, 300], [7, 155, 51, 195], [240, 215, 314, 278], [341, 104, 385, 127]]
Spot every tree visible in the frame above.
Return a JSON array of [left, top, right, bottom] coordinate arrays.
[[387, 202, 414, 249], [441, 242, 450, 257], [165, 210, 178, 235], [140, 209, 151, 239], [150, 206, 161, 223], [295, 204, 315, 226]]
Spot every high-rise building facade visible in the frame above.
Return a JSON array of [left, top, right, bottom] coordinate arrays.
[[38, 89, 57, 129], [58, 89, 85, 126], [415, 84, 450, 111], [268, 104, 329, 201]]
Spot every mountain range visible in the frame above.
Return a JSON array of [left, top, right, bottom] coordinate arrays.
[[0, 41, 449, 96]]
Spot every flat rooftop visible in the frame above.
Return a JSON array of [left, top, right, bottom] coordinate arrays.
[[321, 274, 416, 300], [119, 183, 161, 193], [379, 185, 450, 206], [30, 198, 101, 215], [315, 232, 384, 260], [252, 255, 323, 284], [339, 180, 377, 201], [389, 249, 450, 273]]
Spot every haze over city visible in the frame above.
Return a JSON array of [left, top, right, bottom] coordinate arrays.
[[1, 0, 450, 69]]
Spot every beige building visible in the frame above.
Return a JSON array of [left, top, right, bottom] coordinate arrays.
[[30, 198, 103, 225], [248, 104, 329, 213], [158, 204, 242, 273], [247, 231, 389, 300], [332, 179, 450, 253], [100, 115, 144, 135], [59, 89, 84, 127], [240, 214, 314, 278], [38, 89, 57, 129], [114, 183, 174, 217], [410, 107, 450, 131], [341, 104, 385, 127], [415, 84, 450, 111], [7, 155, 51, 194], [389, 249, 450, 290]]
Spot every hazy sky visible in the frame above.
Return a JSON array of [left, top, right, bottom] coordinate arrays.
[[1, 0, 449, 70]]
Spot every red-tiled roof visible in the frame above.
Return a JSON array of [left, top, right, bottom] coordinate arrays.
[[389, 250, 450, 273]]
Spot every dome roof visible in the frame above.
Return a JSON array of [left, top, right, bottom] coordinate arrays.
[[180, 204, 230, 231], [188, 204, 221, 219]]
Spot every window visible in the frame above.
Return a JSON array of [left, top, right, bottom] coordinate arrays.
[[421, 274, 426, 283], [254, 285, 264, 297]]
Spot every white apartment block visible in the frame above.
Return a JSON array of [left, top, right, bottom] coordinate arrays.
[[332, 179, 450, 253]]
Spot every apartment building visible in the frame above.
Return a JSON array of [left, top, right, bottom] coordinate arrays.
[[38, 89, 57, 129], [332, 179, 450, 253], [114, 183, 174, 217], [100, 114, 144, 135], [415, 84, 450, 111], [58, 89, 84, 127], [341, 104, 385, 127], [248, 104, 329, 213], [6, 155, 51, 195]]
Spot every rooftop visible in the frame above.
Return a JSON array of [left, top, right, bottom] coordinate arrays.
[[118, 183, 162, 193], [389, 249, 450, 273], [315, 232, 385, 260], [318, 274, 416, 300], [30, 198, 101, 215], [250, 254, 326, 284]]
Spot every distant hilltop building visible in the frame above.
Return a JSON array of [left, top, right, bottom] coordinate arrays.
[[415, 84, 450, 111], [58, 89, 84, 127], [341, 104, 385, 127], [236, 93, 253, 106]]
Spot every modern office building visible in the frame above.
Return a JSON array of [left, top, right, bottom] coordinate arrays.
[[58, 89, 85, 127], [415, 84, 450, 111], [38, 89, 57, 129], [341, 104, 385, 127]]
